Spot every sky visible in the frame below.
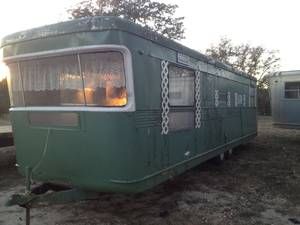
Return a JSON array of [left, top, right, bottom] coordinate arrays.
[[0, 0, 299, 80]]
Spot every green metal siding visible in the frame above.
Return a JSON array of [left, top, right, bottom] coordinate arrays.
[[2, 17, 257, 193]]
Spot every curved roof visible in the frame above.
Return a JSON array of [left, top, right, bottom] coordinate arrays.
[[267, 70, 300, 77], [1, 16, 255, 80]]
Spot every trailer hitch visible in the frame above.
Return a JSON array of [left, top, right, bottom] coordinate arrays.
[[6, 168, 99, 225], [6, 186, 100, 207]]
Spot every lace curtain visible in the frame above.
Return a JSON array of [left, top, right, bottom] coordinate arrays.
[[20, 55, 82, 91], [7, 51, 126, 106], [80, 52, 125, 89]]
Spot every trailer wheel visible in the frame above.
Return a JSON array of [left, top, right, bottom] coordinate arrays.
[[225, 148, 233, 159], [220, 153, 225, 161], [211, 152, 225, 165]]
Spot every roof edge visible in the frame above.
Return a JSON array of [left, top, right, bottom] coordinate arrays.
[[0, 16, 256, 81]]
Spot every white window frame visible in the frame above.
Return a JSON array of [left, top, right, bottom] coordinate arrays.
[[4, 45, 136, 112]]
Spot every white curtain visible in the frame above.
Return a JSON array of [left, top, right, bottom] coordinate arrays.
[[20, 55, 82, 91], [169, 66, 195, 106], [81, 52, 125, 89], [8, 52, 126, 106]]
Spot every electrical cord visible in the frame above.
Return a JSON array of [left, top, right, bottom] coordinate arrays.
[[30, 128, 51, 182]]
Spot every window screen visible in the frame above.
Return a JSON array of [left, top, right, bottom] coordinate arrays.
[[169, 66, 195, 106], [20, 55, 84, 106], [80, 52, 127, 107], [285, 82, 300, 99]]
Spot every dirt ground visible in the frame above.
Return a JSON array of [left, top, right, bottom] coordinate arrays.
[[0, 116, 299, 225], [0, 114, 10, 126]]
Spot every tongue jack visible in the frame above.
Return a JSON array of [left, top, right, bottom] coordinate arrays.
[[25, 166, 32, 225]]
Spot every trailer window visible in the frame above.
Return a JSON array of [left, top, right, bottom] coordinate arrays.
[[7, 63, 24, 106], [20, 55, 84, 106], [249, 85, 256, 107], [234, 92, 244, 107], [227, 92, 231, 107], [6, 51, 127, 107], [169, 111, 194, 131], [167, 65, 195, 131], [80, 52, 127, 107], [285, 82, 300, 99], [216, 90, 228, 107], [169, 66, 194, 106]]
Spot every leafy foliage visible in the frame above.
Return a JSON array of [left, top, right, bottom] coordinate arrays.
[[206, 38, 280, 115], [0, 78, 9, 113], [68, 0, 185, 40], [206, 38, 280, 87]]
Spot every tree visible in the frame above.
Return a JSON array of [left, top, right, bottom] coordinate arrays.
[[206, 38, 280, 115], [205, 37, 280, 87], [0, 78, 9, 114], [68, 0, 185, 40]]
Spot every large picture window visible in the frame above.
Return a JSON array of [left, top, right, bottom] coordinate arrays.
[[6, 51, 127, 107], [285, 82, 300, 99]]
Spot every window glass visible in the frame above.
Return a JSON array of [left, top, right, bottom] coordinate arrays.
[[29, 112, 79, 127], [285, 82, 300, 99], [169, 111, 194, 131], [249, 85, 256, 107], [218, 91, 228, 106], [227, 92, 231, 107], [80, 52, 127, 107], [169, 66, 194, 106], [6, 51, 128, 107], [243, 94, 246, 107], [7, 63, 24, 106], [202, 74, 214, 107], [238, 94, 243, 105], [20, 55, 84, 106], [234, 92, 244, 107]]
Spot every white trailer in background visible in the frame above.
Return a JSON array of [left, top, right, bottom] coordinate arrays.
[[268, 70, 300, 128]]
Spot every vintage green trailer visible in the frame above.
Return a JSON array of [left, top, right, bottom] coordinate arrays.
[[1, 17, 257, 196]]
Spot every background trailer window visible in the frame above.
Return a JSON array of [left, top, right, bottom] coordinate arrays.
[[285, 82, 300, 99]]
